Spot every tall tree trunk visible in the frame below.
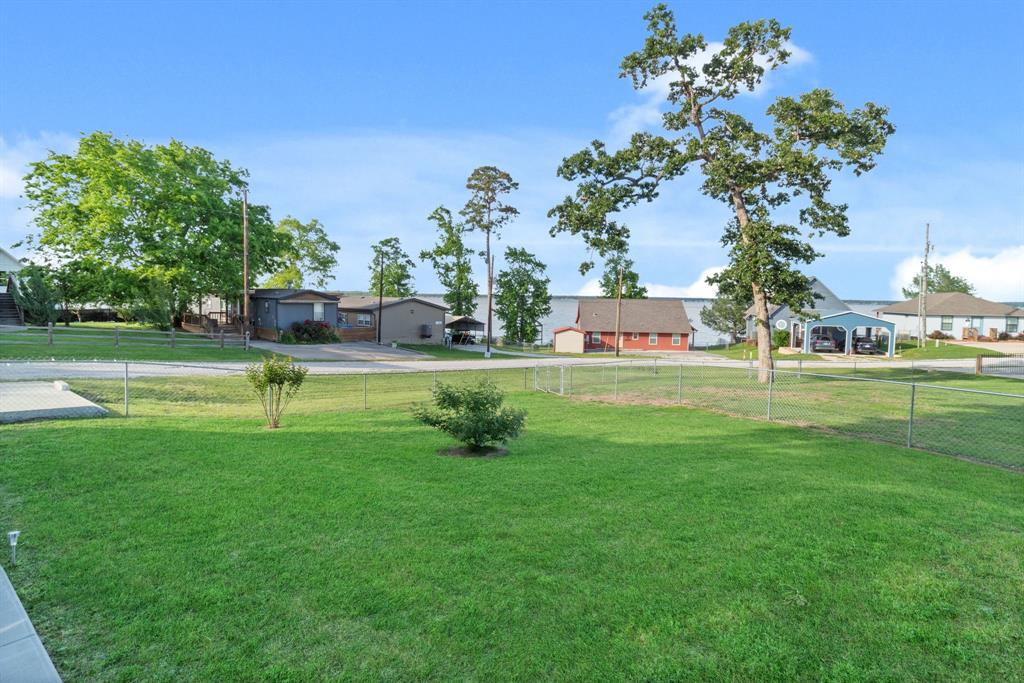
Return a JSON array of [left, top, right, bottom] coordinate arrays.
[[730, 189, 774, 382]]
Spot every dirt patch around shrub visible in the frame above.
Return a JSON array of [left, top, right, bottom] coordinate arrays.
[[437, 445, 510, 458]]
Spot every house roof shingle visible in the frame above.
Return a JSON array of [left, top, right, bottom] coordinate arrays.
[[336, 295, 448, 312], [576, 298, 693, 334], [875, 292, 1015, 316], [251, 288, 339, 302]]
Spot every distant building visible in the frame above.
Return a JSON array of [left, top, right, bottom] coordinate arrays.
[[744, 277, 849, 348], [556, 298, 694, 353], [336, 295, 448, 344], [875, 292, 1022, 338], [251, 289, 340, 341]]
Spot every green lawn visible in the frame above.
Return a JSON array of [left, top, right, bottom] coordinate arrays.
[[397, 343, 507, 360], [896, 340, 1006, 360], [1, 390, 1022, 681], [0, 326, 270, 361], [705, 344, 822, 361]]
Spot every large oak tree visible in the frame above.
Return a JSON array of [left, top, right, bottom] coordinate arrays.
[[549, 5, 894, 380]]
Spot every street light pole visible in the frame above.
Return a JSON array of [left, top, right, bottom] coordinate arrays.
[[614, 265, 623, 358], [242, 188, 250, 334]]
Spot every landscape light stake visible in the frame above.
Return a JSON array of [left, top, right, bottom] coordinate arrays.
[[47, 322, 53, 345], [8, 530, 19, 565]]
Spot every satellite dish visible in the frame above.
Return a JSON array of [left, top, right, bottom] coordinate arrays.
[[775, 320, 788, 331]]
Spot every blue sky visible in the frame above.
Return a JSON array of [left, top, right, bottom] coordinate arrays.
[[1, 0, 1022, 301]]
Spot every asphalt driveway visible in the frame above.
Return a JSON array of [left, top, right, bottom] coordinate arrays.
[[248, 340, 426, 361]]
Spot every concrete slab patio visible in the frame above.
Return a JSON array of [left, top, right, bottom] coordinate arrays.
[[0, 381, 109, 423], [0, 566, 62, 682]]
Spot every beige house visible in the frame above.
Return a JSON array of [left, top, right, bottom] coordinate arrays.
[[336, 295, 448, 344], [874, 292, 1022, 338]]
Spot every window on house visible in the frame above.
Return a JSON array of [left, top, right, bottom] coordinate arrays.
[[631, 332, 639, 341], [1008, 317, 1019, 333], [648, 332, 658, 345], [672, 333, 681, 346], [357, 313, 373, 327], [591, 331, 602, 344], [339, 312, 348, 324], [313, 302, 325, 322], [941, 316, 953, 331]]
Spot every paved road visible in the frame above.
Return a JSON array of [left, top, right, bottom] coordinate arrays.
[[0, 356, 993, 380]]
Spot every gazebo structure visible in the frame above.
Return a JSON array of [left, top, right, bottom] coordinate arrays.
[[800, 311, 896, 357]]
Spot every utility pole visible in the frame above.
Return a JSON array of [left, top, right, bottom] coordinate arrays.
[[376, 249, 384, 345], [916, 222, 931, 348], [242, 188, 250, 334], [613, 265, 623, 358]]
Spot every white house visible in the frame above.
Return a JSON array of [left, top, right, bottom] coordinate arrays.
[[744, 277, 851, 349], [0, 246, 25, 294], [874, 292, 1022, 339]]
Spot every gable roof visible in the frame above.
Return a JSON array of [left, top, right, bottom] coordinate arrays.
[[445, 314, 485, 326], [576, 298, 693, 334], [336, 295, 448, 312], [743, 277, 849, 319], [0, 246, 25, 272], [1010, 308, 1024, 317], [875, 292, 1014, 316], [251, 288, 339, 302]]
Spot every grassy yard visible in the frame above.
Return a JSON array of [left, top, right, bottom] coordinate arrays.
[[895, 340, 1006, 360], [1, 392, 1021, 681], [705, 344, 822, 361], [0, 326, 270, 362]]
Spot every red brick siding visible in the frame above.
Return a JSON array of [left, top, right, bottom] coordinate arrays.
[[583, 331, 689, 352]]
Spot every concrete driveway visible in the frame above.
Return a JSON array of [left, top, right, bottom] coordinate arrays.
[[948, 340, 1024, 353], [249, 340, 426, 361]]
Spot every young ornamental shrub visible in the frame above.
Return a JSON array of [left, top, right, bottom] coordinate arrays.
[[245, 355, 308, 428], [771, 328, 790, 349], [413, 379, 526, 453]]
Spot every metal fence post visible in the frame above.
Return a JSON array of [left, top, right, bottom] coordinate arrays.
[[677, 363, 683, 404], [170, 327, 176, 348], [363, 373, 368, 410], [653, 358, 658, 376], [432, 370, 437, 391], [766, 370, 774, 421], [220, 329, 225, 349], [613, 365, 619, 400], [123, 362, 129, 418], [47, 322, 53, 345], [569, 365, 573, 396], [559, 366, 564, 395], [907, 384, 916, 448], [523, 367, 528, 390], [533, 365, 538, 391], [797, 359, 801, 379], [114, 327, 120, 348]]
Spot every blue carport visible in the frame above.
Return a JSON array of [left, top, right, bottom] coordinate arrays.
[[801, 311, 896, 357]]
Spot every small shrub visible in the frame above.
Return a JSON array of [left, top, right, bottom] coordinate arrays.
[[286, 320, 338, 343], [771, 329, 790, 349], [413, 380, 526, 452], [245, 355, 308, 429], [279, 330, 298, 344], [928, 330, 953, 340], [997, 331, 1011, 341]]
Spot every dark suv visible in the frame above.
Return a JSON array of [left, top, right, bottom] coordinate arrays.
[[854, 338, 879, 355]]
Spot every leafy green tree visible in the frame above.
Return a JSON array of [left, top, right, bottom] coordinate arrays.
[[902, 263, 974, 299], [264, 217, 339, 289], [700, 288, 753, 343], [368, 237, 415, 297], [413, 379, 526, 452], [420, 207, 478, 316], [460, 166, 519, 352], [494, 247, 552, 344], [11, 265, 59, 325], [549, 5, 894, 380], [599, 249, 647, 298], [21, 132, 284, 326]]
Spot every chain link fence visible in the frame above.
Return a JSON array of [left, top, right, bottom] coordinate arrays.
[[3, 359, 1021, 470], [536, 360, 1024, 469]]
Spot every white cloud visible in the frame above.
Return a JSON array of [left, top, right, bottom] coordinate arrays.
[[890, 246, 1024, 302], [577, 278, 603, 296], [0, 133, 76, 199], [643, 266, 724, 298], [609, 40, 812, 145]]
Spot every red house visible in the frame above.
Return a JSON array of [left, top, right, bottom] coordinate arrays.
[[559, 298, 694, 353]]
